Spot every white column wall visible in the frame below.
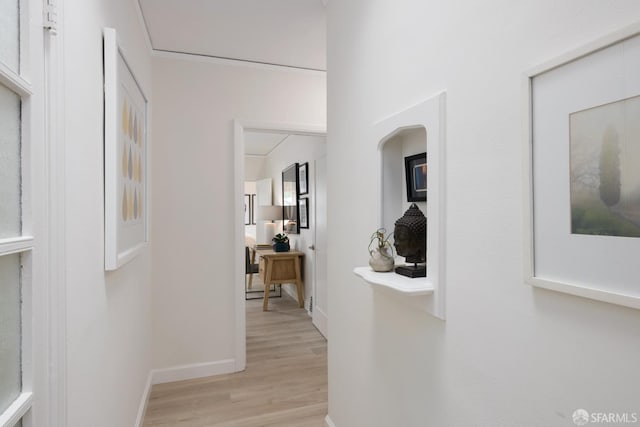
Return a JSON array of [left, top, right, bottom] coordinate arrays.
[[326, 2, 640, 426]]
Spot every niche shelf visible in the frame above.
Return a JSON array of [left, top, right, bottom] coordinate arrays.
[[353, 267, 433, 296], [353, 92, 447, 319]]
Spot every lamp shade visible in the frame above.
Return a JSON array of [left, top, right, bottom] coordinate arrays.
[[256, 205, 282, 221]]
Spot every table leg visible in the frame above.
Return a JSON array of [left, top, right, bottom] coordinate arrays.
[[294, 256, 304, 308], [263, 259, 273, 311]]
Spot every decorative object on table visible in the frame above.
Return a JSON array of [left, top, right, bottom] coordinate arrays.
[[299, 198, 309, 229], [298, 162, 309, 195], [393, 203, 426, 278], [272, 233, 290, 252], [525, 26, 640, 310], [368, 228, 394, 272], [282, 163, 300, 234], [244, 194, 251, 225], [104, 27, 148, 271], [404, 152, 427, 202], [256, 204, 282, 243]]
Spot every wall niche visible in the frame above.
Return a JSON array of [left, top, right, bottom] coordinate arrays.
[[354, 92, 446, 319]]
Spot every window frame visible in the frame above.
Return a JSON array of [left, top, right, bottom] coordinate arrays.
[[0, 0, 37, 425]]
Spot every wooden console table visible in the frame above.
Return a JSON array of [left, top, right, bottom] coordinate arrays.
[[256, 249, 304, 311]]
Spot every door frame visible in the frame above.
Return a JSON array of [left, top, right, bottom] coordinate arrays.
[[233, 120, 325, 370], [311, 156, 328, 338]]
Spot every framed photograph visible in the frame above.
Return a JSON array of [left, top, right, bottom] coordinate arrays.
[[404, 152, 427, 202], [299, 198, 309, 229], [104, 28, 148, 271], [524, 24, 640, 309], [244, 194, 251, 225], [299, 162, 309, 195]]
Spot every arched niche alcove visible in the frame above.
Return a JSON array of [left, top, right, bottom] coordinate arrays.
[[354, 92, 447, 319], [380, 126, 427, 239]]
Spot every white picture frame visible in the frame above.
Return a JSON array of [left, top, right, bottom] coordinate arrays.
[[104, 28, 149, 271], [524, 23, 640, 310]]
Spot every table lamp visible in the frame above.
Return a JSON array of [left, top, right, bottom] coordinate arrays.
[[256, 205, 282, 243]]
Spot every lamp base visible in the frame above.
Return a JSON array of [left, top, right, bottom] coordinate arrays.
[[264, 222, 276, 244]]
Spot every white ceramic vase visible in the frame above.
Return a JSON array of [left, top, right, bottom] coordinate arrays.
[[369, 246, 394, 272]]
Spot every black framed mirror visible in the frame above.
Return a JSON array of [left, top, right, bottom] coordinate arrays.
[[282, 163, 300, 234]]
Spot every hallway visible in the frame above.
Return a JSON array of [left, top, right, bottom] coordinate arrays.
[[143, 287, 327, 426]]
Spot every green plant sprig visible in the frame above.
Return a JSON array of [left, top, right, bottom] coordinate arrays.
[[272, 233, 289, 243], [368, 228, 394, 256]]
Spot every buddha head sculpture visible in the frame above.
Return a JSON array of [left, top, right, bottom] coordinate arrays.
[[393, 203, 426, 264]]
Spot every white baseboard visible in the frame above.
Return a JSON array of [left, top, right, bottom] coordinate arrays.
[[282, 284, 313, 314], [325, 414, 336, 427], [135, 371, 153, 427], [314, 306, 328, 339], [281, 283, 298, 302], [151, 358, 236, 385]]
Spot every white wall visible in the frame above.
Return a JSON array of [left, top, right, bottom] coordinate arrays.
[[327, 2, 640, 427], [261, 134, 326, 308], [244, 156, 266, 182], [151, 56, 326, 372], [63, 0, 152, 426]]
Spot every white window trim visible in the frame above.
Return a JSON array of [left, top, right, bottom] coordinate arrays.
[[43, 0, 67, 423], [0, 237, 35, 256], [0, 0, 63, 425], [0, 393, 33, 427]]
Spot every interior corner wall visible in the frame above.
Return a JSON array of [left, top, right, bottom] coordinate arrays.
[[63, 0, 152, 426], [151, 57, 326, 370], [260, 134, 327, 307], [245, 156, 266, 182], [326, 2, 640, 427]]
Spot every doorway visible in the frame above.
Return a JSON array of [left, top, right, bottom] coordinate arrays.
[[233, 121, 327, 370]]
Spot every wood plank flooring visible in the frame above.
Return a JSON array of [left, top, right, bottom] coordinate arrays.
[[143, 281, 328, 426]]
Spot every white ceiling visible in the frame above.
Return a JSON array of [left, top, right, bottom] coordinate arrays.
[[244, 131, 290, 156], [138, 0, 327, 71]]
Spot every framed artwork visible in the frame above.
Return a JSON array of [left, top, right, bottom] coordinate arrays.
[[251, 194, 256, 224], [299, 162, 309, 195], [524, 24, 640, 310], [299, 198, 309, 229], [244, 194, 251, 225], [104, 28, 148, 271], [404, 152, 427, 202]]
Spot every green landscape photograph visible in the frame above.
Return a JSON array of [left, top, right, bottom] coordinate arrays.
[[570, 95, 640, 237]]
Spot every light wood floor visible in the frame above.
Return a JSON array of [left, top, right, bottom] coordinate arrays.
[[143, 280, 328, 426]]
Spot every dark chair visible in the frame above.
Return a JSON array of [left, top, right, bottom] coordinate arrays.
[[245, 246, 281, 300], [246, 246, 259, 280]]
